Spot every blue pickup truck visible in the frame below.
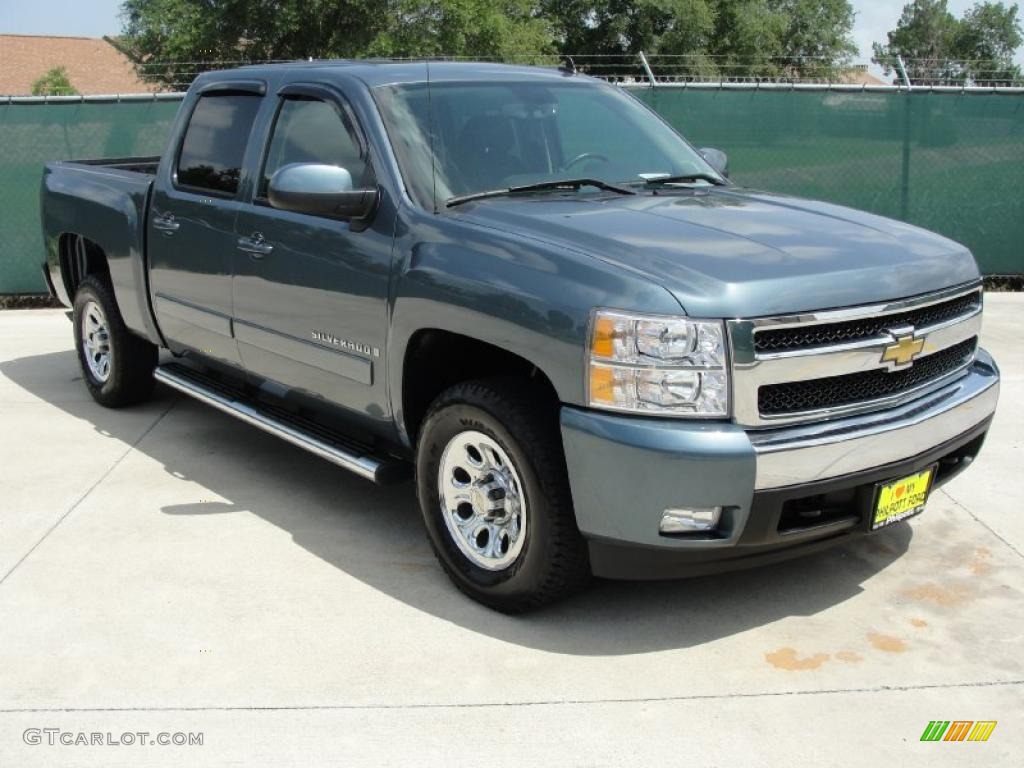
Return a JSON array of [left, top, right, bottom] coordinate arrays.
[[40, 61, 999, 611]]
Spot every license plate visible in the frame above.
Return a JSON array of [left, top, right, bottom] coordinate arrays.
[[871, 465, 936, 531]]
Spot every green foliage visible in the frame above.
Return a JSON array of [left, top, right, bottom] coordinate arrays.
[[30, 66, 79, 96], [954, 2, 1023, 82], [120, 0, 861, 85], [777, 0, 858, 71], [873, 1, 1022, 84], [543, 0, 717, 56], [368, 0, 556, 60], [544, 1, 854, 79]]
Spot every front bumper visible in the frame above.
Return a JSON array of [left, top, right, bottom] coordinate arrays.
[[560, 349, 999, 580]]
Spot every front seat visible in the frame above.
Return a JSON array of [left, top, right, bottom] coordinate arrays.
[[454, 114, 521, 192]]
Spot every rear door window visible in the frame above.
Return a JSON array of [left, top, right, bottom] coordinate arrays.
[[177, 93, 262, 195]]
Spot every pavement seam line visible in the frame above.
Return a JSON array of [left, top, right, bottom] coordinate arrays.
[[1, 678, 1021, 714], [0, 399, 177, 588], [940, 487, 1023, 560]]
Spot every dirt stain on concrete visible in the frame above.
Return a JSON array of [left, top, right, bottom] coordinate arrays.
[[867, 632, 908, 653], [909, 618, 928, 629], [969, 547, 992, 575], [835, 650, 863, 663], [902, 582, 972, 606], [765, 647, 830, 670], [865, 540, 898, 556]]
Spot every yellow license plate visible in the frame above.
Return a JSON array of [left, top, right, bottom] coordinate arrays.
[[871, 466, 936, 530]]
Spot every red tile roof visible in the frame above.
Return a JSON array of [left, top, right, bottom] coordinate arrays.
[[0, 34, 158, 96]]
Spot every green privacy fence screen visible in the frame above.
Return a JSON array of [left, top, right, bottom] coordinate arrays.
[[634, 87, 1023, 275], [0, 97, 181, 293], [1, 87, 1021, 293]]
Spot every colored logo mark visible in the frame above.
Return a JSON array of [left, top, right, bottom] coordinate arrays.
[[920, 720, 997, 742]]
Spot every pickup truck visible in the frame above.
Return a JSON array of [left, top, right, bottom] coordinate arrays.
[[40, 61, 999, 612]]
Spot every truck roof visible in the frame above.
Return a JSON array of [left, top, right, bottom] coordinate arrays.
[[210, 60, 589, 88]]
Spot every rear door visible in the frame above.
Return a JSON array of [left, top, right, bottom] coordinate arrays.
[[231, 81, 396, 420], [148, 82, 264, 366]]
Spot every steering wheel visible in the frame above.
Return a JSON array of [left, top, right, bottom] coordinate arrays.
[[563, 152, 611, 172]]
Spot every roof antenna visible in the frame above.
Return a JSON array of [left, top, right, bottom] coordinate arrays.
[[559, 55, 576, 75]]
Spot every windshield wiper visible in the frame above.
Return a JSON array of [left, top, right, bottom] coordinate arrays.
[[445, 178, 635, 208], [636, 172, 726, 187]]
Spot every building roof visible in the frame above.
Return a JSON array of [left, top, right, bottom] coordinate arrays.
[[0, 34, 157, 96], [839, 68, 887, 86]]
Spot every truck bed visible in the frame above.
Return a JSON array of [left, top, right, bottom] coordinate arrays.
[[53, 155, 160, 176], [40, 156, 161, 339]]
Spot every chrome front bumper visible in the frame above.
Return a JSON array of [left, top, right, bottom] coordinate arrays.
[[560, 350, 998, 557], [751, 348, 1000, 489]]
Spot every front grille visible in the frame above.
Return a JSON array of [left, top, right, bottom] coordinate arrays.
[[758, 337, 977, 416], [754, 291, 981, 353]]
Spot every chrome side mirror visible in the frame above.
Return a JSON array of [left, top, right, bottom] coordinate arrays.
[[698, 147, 729, 179], [268, 163, 378, 220]]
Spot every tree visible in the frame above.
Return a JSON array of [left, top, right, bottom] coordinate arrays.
[[704, 0, 856, 80], [776, 0, 858, 76], [120, 0, 859, 86], [121, 0, 398, 86], [543, 0, 715, 57], [543, 1, 854, 80], [953, 2, 1023, 83], [367, 0, 556, 60], [31, 66, 78, 96], [873, 1, 1022, 84], [121, 0, 558, 85]]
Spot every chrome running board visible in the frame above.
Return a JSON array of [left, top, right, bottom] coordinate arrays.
[[154, 363, 408, 484]]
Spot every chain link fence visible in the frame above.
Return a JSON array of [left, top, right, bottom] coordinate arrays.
[[126, 55, 1024, 91], [1, 59, 1022, 293]]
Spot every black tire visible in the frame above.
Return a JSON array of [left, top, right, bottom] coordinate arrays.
[[416, 377, 590, 612], [72, 275, 157, 407]]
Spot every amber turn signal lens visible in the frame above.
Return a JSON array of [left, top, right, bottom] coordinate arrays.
[[591, 315, 617, 359], [589, 364, 616, 404]]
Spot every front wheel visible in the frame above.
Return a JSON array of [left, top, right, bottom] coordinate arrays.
[[416, 378, 590, 612]]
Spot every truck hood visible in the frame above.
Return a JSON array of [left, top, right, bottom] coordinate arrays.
[[452, 187, 980, 317]]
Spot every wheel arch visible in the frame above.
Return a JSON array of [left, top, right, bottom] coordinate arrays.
[[58, 233, 111, 298], [399, 328, 561, 446]]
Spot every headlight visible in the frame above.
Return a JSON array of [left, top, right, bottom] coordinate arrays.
[[587, 309, 729, 417]]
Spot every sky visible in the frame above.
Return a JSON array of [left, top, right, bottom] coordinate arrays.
[[2, 0, 1023, 66]]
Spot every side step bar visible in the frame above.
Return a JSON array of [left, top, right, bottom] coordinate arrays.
[[154, 363, 409, 484]]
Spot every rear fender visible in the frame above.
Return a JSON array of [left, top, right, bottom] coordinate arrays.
[[41, 164, 162, 344]]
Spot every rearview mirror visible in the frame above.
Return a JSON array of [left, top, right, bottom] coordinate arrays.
[[268, 163, 378, 221], [698, 147, 729, 179]]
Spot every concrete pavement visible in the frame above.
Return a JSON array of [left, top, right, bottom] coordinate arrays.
[[0, 296, 1021, 766]]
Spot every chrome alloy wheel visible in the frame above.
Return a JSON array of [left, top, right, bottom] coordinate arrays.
[[438, 430, 528, 571], [81, 299, 112, 383]]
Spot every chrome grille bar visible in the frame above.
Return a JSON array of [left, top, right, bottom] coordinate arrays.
[[727, 281, 983, 427]]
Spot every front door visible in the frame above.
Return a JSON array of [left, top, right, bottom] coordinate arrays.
[[232, 83, 395, 423], [148, 85, 264, 367]]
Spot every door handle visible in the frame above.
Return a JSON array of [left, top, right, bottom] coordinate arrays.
[[152, 213, 180, 233], [236, 232, 274, 258]]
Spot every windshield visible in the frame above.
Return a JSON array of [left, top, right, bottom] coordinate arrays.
[[373, 79, 721, 210]]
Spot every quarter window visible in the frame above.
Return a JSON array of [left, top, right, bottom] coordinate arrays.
[[177, 93, 262, 194], [261, 97, 369, 196]]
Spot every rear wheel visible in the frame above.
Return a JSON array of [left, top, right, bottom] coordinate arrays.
[[73, 275, 157, 407], [416, 378, 590, 612]]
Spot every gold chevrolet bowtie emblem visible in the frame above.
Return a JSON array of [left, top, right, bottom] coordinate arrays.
[[881, 333, 925, 368]]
